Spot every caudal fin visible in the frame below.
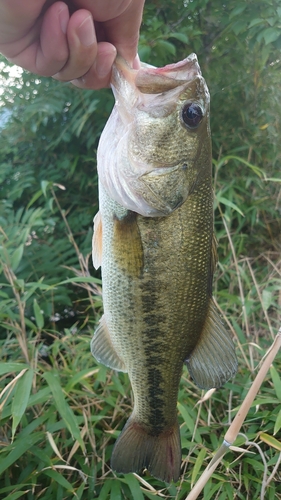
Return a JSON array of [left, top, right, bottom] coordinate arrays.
[[111, 417, 181, 483]]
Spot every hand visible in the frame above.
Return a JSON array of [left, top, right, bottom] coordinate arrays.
[[0, 0, 144, 89]]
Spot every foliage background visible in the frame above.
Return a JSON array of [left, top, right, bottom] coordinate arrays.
[[0, 0, 281, 498]]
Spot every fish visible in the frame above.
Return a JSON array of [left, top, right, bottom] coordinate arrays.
[[91, 54, 237, 483]]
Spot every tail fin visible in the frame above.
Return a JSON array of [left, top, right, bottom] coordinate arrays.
[[111, 417, 181, 483]]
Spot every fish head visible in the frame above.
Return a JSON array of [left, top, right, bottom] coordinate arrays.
[[98, 54, 211, 217]]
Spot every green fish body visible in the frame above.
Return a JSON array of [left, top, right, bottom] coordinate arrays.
[[92, 55, 237, 483]]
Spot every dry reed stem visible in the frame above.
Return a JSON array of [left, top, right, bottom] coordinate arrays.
[[218, 205, 254, 370], [185, 329, 281, 500]]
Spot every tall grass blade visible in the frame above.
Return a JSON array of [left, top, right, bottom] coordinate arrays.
[[43, 371, 85, 452], [11, 368, 34, 439], [123, 474, 145, 500], [0, 363, 29, 376], [42, 468, 75, 492], [0, 432, 43, 475]]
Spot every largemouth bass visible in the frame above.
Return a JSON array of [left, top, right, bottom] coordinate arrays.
[[91, 54, 237, 483]]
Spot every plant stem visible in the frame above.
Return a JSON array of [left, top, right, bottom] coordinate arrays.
[[185, 330, 281, 500]]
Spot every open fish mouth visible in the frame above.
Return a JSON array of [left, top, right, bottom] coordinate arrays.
[[113, 53, 202, 95]]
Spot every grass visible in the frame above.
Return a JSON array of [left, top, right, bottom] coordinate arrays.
[[0, 157, 281, 499]]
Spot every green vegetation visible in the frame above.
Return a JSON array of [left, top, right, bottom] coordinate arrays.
[[0, 0, 280, 498]]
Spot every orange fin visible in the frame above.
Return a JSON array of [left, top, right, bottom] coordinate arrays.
[[91, 315, 127, 372], [185, 300, 237, 389], [92, 211, 102, 270], [111, 418, 181, 483]]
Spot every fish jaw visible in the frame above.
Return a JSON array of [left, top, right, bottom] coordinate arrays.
[[97, 54, 211, 217]]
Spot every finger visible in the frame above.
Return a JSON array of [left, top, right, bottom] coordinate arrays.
[[3, 2, 70, 76], [72, 0, 145, 65], [34, 2, 70, 75], [99, 0, 145, 66], [70, 41, 117, 89], [53, 10, 98, 82]]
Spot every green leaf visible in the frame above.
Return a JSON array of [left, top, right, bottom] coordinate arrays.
[[169, 32, 189, 43], [178, 402, 194, 433], [191, 447, 207, 486], [33, 298, 44, 329], [248, 18, 264, 29], [265, 177, 281, 183], [57, 276, 101, 286], [43, 469, 75, 492], [259, 432, 281, 451], [10, 244, 24, 271], [6, 492, 31, 500], [0, 432, 43, 475], [123, 474, 145, 500], [270, 365, 281, 401], [262, 27, 280, 45], [98, 480, 112, 500], [231, 19, 247, 35], [274, 409, 281, 436], [43, 371, 85, 452], [64, 368, 99, 392], [261, 289, 273, 311], [138, 44, 152, 62], [0, 363, 29, 376], [156, 39, 176, 56], [110, 480, 122, 500], [229, 5, 247, 19], [216, 194, 244, 216], [11, 368, 34, 439], [26, 188, 43, 209], [41, 180, 51, 197], [215, 155, 265, 177]]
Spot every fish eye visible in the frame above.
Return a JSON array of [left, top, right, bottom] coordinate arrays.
[[181, 103, 204, 129]]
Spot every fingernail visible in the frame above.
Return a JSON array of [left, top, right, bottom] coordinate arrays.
[[78, 16, 96, 47], [59, 6, 69, 35]]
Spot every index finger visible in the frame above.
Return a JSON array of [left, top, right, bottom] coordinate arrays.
[[101, 0, 145, 65], [72, 0, 145, 65]]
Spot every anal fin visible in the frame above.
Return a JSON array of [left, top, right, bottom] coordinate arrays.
[[185, 300, 237, 389], [91, 315, 127, 372]]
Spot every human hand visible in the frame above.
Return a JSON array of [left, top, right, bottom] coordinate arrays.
[[0, 0, 144, 89]]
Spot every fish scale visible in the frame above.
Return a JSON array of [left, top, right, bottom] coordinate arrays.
[[91, 54, 237, 482]]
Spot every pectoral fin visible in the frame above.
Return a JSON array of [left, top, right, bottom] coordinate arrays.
[[91, 315, 127, 372], [185, 301, 237, 389], [92, 211, 102, 269]]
